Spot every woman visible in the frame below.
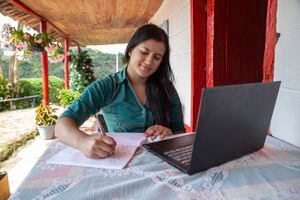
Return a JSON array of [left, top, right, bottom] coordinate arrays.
[[55, 24, 185, 159]]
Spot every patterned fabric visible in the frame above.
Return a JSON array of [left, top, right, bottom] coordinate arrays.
[[10, 136, 300, 200]]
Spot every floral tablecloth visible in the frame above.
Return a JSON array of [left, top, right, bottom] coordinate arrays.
[[10, 136, 300, 200]]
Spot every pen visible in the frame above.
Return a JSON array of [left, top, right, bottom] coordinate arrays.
[[95, 113, 107, 136], [96, 113, 115, 156]]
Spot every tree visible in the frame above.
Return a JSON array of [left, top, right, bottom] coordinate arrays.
[[8, 22, 22, 96], [0, 48, 3, 76]]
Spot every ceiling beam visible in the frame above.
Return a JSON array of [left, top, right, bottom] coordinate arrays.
[[9, 0, 78, 45]]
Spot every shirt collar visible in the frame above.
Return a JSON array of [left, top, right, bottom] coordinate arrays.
[[114, 67, 128, 84]]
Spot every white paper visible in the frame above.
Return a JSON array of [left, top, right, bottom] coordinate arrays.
[[47, 132, 194, 169], [47, 132, 146, 169]]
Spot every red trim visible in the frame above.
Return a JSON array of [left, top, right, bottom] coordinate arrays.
[[206, 0, 214, 87], [263, 0, 277, 82], [64, 37, 69, 89], [190, 0, 207, 131], [40, 20, 49, 105], [184, 124, 192, 132]]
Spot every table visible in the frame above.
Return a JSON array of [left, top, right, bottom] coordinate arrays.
[[10, 136, 300, 199]]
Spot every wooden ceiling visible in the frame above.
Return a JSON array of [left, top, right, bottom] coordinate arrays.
[[0, 0, 163, 46]]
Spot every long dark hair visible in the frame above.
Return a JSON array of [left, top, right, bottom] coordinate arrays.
[[124, 24, 175, 127]]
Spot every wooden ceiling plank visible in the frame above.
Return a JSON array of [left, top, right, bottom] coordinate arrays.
[[1, 0, 163, 45]]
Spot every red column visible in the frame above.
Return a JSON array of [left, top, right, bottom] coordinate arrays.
[[40, 20, 49, 105], [206, 0, 215, 88], [64, 37, 69, 89], [190, 0, 207, 131], [263, 0, 277, 82]]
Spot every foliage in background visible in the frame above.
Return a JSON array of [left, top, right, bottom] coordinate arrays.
[[0, 48, 125, 80], [69, 50, 96, 92], [57, 89, 80, 107], [0, 74, 15, 99], [0, 130, 38, 163], [0, 75, 16, 110], [0, 76, 64, 111], [0, 48, 125, 110], [19, 76, 64, 103], [35, 103, 58, 126], [48, 76, 65, 102], [45, 43, 64, 63], [87, 49, 126, 78], [1, 52, 64, 78]]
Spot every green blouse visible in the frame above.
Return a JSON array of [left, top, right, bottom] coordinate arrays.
[[61, 68, 185, 133]]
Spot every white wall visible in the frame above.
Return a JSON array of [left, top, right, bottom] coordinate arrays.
[[151, 0, 192, 126], [271, 0, 300, 147]]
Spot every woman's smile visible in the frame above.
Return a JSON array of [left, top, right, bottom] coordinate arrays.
[[140, 64, 151, 72], [127, 39, 166, 80]]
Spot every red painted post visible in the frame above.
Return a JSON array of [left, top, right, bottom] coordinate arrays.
[[190, 0, 207, 131], [263, 0, 277, 82], [64, 37, 69, 89], [206, 0, 215, 88], [40, 20, 49, 105]]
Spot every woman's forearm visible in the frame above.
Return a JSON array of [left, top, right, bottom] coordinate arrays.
[[55, 117, 88, 149], [55, 117, 116, 159]]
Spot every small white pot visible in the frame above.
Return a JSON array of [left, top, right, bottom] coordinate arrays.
[[37, 125, 55, 140]]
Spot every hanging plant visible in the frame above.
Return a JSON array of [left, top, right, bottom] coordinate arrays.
[[45, 43, 65, 63], [69, 50, 96, 92], [1, 23, 54, 58]]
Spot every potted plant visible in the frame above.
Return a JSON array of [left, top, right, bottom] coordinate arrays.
[[0, 171, 10, 199], [35, 103, 58, 140]]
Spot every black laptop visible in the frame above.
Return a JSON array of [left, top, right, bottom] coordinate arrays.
[[143, 81, 281, 175]]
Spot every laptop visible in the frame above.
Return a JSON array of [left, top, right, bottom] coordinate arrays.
[[143, 81, 281, 175]]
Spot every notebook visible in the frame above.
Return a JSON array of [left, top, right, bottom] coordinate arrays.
[[47, 133, 145, 169], [47, 132, 192, 169], [143, 81, 281, 175]]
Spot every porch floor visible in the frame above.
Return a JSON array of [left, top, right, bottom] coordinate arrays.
[[0, 106, 95, 194]]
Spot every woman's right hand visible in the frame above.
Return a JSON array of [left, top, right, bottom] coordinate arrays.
[[77, 134, 116, 159]]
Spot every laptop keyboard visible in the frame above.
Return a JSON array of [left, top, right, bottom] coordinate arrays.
[[163, 144, 193, 166]]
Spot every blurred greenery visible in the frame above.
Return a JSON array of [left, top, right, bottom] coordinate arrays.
[[57, 88, 81, 107], [19, 76, 65, 104], [0, 47, 126, 80], [0, 129, 39, 163], [0, 76, 64, 111], [69, 50, 96, 93], [0, 47, 125, 111]]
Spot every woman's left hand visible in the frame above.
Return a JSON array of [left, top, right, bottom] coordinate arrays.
[[144, 125, 172, 139]]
